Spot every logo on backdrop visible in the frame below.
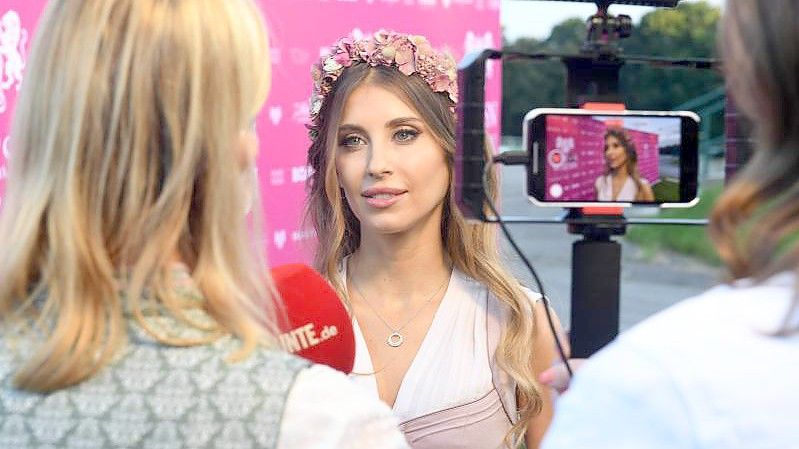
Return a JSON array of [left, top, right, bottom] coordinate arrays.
[[289, 47, 311, 66], [270, 168, 286, 186], [291, 165, 313, 184], [464, 31, 495, 79], [274, 229, 288, 250], [0, 10, 27, 114], [549, 136, 576, 170], [269, 106, 283, 126], [273, 228, 315, 250], [292, 228, 316, 243], [270, 47, 282, 66], [292, 101, 310, 125], [265, 166, 313, 186]]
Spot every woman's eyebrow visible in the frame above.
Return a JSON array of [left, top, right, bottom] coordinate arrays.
[[386, 117, 422, 128], [337, 123, 366, 134]]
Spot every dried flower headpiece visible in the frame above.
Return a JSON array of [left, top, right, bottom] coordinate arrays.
[[308, 30, 458, 140]]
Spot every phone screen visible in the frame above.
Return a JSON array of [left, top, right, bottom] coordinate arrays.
[[527, 111, 698, 206]]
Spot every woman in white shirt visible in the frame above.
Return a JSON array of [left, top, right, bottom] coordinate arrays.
[[594, 128, 655, 202], [306, 31, 564, 449]]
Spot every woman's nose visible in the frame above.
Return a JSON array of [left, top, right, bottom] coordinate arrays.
[[366, 142, 393, 178]]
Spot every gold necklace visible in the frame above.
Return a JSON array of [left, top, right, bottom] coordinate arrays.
[[349, 268, 451, 348]]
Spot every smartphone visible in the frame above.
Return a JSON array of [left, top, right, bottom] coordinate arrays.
[[523, 108, 700, 207]]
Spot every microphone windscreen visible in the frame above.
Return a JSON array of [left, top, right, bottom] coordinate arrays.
[[271, 264, 355, 374]]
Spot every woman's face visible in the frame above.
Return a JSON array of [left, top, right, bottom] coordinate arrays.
[[334, 83, 450, 238], [604, 135, 628, 170]]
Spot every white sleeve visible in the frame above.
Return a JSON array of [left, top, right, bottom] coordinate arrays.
[[541, 340, 698, 449], [278, 364, 409, 449]]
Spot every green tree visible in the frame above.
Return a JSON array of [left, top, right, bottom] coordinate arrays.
[[501, 19, 584, 136], [501, 1, 723, 137], [620, 0, 723, 110]]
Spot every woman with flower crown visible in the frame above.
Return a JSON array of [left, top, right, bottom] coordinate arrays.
[[306, 30, 563, 449]]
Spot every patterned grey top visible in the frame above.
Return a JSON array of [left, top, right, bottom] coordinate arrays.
[[0, 296, 309, 449], [0, 327, 309, 448]]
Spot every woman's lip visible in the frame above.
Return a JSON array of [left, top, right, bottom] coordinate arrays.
[[363, 192, 406, 208], [362, 187, 407, 196]]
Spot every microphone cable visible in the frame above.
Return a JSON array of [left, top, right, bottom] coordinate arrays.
[[482, 154, 573, 378]]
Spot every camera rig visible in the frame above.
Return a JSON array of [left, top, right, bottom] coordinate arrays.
[[455, 0, 720, 357]]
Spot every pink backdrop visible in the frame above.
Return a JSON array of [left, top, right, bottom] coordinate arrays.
[[0, 2, 44, 208], [544, 115, 659, 201], [0, 0, 501, 265]]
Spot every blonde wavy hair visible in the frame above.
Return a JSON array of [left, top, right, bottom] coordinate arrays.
[[306, 63, 543, 446], [0, 0, 278, 393], [710, 0, 799, 334]]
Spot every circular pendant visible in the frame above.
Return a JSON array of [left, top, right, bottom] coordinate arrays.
[[386, 332, 404, 347]]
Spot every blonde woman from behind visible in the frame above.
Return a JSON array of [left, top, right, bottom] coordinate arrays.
[[0, 1, 407, 448]]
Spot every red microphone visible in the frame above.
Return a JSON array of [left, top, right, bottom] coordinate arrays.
[[271, 264, 355, 374]]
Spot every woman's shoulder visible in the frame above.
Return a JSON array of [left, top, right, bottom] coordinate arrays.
[[484, 283, 543, 308], [280, 364, 409, 449], [453, 268, 541, 303], [520, 285, 543, 303]]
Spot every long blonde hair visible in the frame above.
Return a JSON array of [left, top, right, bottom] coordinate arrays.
[[306, 63, 543, 446], [710, 0, 799, 333], [0, 0, 278, 393]]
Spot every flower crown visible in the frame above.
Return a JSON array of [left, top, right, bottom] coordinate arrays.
[[308, 30, 458, 140]]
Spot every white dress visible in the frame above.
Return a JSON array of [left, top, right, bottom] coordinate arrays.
[[347, 268, 495, 423], [340, 261, 542, 427], [595, 174, 650, 201]]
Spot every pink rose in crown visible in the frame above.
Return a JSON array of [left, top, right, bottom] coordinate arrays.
[[336, 37, 354, 54], [430, 74, 452, 92], [333, 50, 351, 67], [394, 42, 416, 75]]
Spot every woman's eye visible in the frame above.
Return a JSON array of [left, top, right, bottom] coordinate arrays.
[[340, 135, 366, 148], [394, 128, 419, 143]]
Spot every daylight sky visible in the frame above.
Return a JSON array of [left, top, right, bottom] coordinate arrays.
[[501, 0, 726, 41]]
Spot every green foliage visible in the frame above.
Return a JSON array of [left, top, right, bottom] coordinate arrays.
[[501, 1, 724, 136], [652, 179, 680, 202], [501, 19, 585, 136], [620, 1, 723, 110]]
